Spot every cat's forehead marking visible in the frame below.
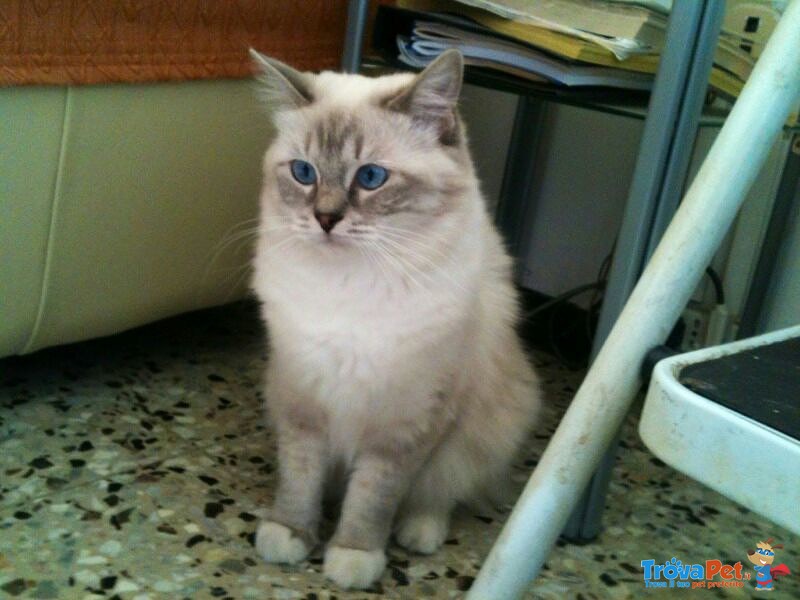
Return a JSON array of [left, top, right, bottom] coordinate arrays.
[[354, 133, 364, 161], [310, 111, 366, 162], [279, 71, 419, 165]]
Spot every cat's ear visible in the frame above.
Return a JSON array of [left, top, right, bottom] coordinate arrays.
[[249, 49, 313, 110], [387, 49, 463, 140]]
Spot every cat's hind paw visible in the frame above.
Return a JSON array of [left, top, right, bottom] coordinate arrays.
[[255, 521, 310, 564], [395, 513, 449, 554], [323, 546, 386, 589]]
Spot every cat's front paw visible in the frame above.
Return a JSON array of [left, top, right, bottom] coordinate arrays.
[[395, 513, 448, 554], [323, 546, 386, 589], [255, 521, 311, 564]]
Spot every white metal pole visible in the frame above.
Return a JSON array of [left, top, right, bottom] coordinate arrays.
[[468, 1, 800, 598]]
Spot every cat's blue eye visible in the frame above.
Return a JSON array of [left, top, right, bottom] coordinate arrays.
[[355, 164, 389, 190], [290, 160, 317, 185]]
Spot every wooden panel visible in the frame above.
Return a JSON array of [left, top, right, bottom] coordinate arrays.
[[0, 0, 348, 85]]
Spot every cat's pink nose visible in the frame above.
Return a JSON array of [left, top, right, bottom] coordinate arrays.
[[314, 211, 343, 233]]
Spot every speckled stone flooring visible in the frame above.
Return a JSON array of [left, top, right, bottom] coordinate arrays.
[[1, 301, 798, 599]]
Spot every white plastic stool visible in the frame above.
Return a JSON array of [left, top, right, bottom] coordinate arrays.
[[641, 325, 800, 535]]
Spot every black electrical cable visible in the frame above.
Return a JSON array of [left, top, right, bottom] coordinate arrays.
[[522, 281, 605, 322], [520, 280, 605, 369], [585, 250, 614, 342], [525, 251, 723, 369], [705, 266, 725, 305], [547, 300, 590, 370]]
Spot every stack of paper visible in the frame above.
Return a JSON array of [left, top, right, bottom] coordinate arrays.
[[447, 0, 670, 59], [385, 0, 760, 98], [397, 18, 653, 89]]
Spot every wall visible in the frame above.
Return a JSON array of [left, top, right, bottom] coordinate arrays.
[[459, 94, 648, 305], [516, 104, 644, 301], [458, 84, 516, 212], [461, 88, 792, 333]]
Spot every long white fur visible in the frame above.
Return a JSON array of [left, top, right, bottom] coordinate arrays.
[[251, 57, 541, 590]]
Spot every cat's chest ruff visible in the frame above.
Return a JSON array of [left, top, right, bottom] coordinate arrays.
[[273, 262, 461, 340], [281, 298, 449, 382], [269, 272, 463, 397]]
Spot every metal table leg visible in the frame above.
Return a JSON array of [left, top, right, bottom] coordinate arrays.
[[494, 95, 548, 274], [563, 0, 725, 542], [342, 0, 369, 73]]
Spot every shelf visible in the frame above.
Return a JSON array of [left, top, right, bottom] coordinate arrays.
[[362, 56, 648, 110], [363, 56, 799, 131]]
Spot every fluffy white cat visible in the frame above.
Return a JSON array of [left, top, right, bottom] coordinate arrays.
[[249, 49, 541, 590]]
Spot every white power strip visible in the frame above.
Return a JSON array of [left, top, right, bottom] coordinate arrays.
[[680, 306, 709, 352], [679, 304, 732, 351], [706, 304, 732, 346]]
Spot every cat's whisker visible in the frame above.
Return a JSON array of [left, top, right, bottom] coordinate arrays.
[[223, 265, 255, 303], [204, 226, 263, 275], [215, 216, 265, 242], [225, 223, 296, 256], [374, 223, 456, 248], [375, 228, 454, 263], [384, 238, 468, 294], [261, 216, 296, 226], [207, 219, 259, 256], [202, 239, 253, 286], [377, 234, 468, 295], [371, 223, 429, 237], [364, 239, 404, 286], [356, 243, 387, 288], [202, 220, 295, 287], [385, 247, 438, 291], [371, 239, 427, 293], [204, 268, 243, 282], [268, 233, 301, 255], [197, 260, 254, 305], [370, 242, 399, 287], [219, 226, 262, 247], [210, 216, 280, 253], [371, 223, 421, 237], [206, 263, 253, 284], [376, 234, 438, 271], [260, 225, 297, 234], [374, 224, 456, 252]]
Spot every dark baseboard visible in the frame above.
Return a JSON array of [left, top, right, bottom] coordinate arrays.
[[517, 287, 597, 370], [517, 287, 687, 371]]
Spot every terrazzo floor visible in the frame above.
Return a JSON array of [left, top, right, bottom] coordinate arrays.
[[1, 301, 798, 600]]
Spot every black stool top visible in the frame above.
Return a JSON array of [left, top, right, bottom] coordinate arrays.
[[679, 336, 800, 441]]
